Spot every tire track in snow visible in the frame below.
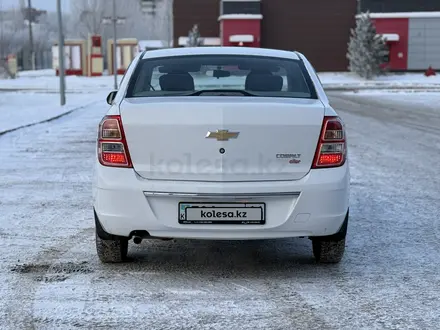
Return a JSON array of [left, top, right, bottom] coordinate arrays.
[[24, 238, 335, 329], [0, 100, 107, 329], [3, 227, 94, 329]]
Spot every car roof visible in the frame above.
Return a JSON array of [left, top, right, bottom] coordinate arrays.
[[141, 47, 300, 60]]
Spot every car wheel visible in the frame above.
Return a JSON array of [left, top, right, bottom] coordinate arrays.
[[310, 209, 348, 263], [95, 231, 128, 263], [312, 238, 345, 263]]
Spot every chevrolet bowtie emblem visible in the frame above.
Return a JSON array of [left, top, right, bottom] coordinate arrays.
[[205, 130, 240, 141]]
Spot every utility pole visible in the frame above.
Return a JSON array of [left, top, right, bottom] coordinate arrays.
[[357, 0, 362, 14], [56, 0, 66, 105], [112, 0, 118, 90], [102, 2, 125, 90], [169, 0, 173, 47], [27, 0, 35, 70]]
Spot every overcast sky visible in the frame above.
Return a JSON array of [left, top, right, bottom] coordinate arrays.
[[0, 0, 70, 12]]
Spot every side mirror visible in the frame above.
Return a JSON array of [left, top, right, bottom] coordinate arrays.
[[106, 91, 117, 105]]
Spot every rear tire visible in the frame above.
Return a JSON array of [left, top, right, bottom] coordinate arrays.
[[95, 231, 128, 263], [312, 238, 346, 263], [311, 209, 348, 264]]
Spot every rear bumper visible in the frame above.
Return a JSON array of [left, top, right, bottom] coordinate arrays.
[[93, 163, 350, 240]]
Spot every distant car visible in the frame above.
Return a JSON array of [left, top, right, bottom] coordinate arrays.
[[93, 47, 350, 264]]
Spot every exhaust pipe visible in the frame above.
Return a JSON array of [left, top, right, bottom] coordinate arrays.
[[133, 236, 143, 244]]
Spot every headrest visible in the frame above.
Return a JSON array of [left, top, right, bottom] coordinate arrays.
[[245, 73, 283, 92], [159, 72, 195, 91]]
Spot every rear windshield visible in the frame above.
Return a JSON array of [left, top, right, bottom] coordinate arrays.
[[126, 55, 317, 99]]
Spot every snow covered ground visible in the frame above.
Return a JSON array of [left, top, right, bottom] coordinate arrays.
[[1, 69, 440, 92], [319, 72, 440, 90], [16, 69, 55, 78], [0, 91, 107, 134], [0, 74, 122, 93], [337, 90, 440, 113], [1, 90, 440, 328]]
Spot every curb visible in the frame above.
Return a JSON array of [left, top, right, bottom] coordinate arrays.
[[0, 100, 100, 137]]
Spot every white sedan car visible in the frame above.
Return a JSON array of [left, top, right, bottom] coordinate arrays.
[[93, 47, 349, 264]]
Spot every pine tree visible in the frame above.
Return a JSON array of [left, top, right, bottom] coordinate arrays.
[[187, 24, 202, 47], [347, 12, 389, 79]]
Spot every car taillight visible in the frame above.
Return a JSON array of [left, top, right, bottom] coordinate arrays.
[[312, 116, 346, 168], [98, 115, 132, 168]]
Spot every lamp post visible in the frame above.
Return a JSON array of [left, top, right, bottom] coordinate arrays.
[[102, 0, 125, 90], [27, 0, 35, 70], [56, 0, 66, 105]]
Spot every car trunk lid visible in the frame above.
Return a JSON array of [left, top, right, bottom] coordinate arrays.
[[120, 97, 325, 182]]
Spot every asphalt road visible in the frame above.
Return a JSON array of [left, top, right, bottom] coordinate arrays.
[[0, 92, 439, 329]]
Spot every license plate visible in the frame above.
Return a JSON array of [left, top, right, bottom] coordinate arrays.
[[179, 202, 266, 225]]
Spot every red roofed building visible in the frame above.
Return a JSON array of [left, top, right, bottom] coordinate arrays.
[[173, 0, 356, 72]]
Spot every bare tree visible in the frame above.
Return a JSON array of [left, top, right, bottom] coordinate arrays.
[[68, 0, 172, 72], [71, 0, 153, 39], [151, 0, 173, 45], [71, 0, 106, 38], [31, 15, 53, 51], [187, 24, 201, 47], [0, 2, 27, 77]]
